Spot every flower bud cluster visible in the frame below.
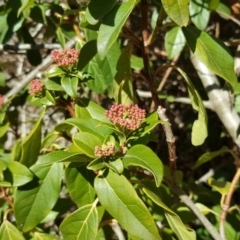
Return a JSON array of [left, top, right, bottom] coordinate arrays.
[[105, 104, 146, 131], [51, 49, 80, 67], [94, 142, 115, 158], [29, 79, 44, 97]]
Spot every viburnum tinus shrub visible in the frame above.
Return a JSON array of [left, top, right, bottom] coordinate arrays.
[[1, 0, 240, 240]]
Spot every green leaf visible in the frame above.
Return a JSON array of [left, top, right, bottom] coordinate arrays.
[[14, 163, 63, 232], [114, 45, 135, 104], [182, 26, 238, 89], [86, 0, 116, 25], [60, 204, 99, 240], [105, 158, 124, 174], [56, 27, 65, 48], [208, 178, 231, 195], [21, 27, 42, 66], [17, 0, 35, 17], [41, 131, 60, 149], [176, 67, 208, 146], [95, 170, 161, 240], [87, 158, 105, 171], [131, 55, 144, 70], [75, 98, 110, 123], [165, 26, 186, 59], [61, 76, 78, 98], [73, 132, 102, 158], [215, 1, 231, 19], [38, 151, 91, 165], [0, 220, 25, 240], [97, 0, 137, 59], [161, 0, 189, 27], [189, 0, 210, 30], [0, 161, 33, 187], [65, 167, 96, 207], [123, 145, 163, 187], [45, 66, 65, 79], [143, 188, 196, 240], [20, 109, 45, 167], [77, 40, 97, 70], [0, 121, 9, 138], [195, 203, 219, 216], [193, 146, 229, 169], [83, 39, 120, 93], [33, 232, 60, 240], [55, 118, 113, 141]]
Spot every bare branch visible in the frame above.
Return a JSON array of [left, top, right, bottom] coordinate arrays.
[[190, 54, 240, 148]]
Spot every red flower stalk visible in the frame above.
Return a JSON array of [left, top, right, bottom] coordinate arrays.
[[94, 142, 115, 158], [0, 95, 4, 109], [105, 104, 146, 131], [51, 49, 80, 68], [29, 79, 44, 96]]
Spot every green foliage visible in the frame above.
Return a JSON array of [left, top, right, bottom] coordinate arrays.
[[0, 0, 239, 239]]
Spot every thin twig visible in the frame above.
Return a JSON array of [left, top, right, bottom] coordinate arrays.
[[140, 0, 160, 107], [157, 106, 177, 174], [0, 43, 61, 51], [169, 182, 224, 240], [220, 167, 240, 240]]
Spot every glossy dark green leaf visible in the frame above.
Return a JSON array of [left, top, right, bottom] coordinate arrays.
[[189, 0, 210, 30], [14, 163, 63, 232], [21, 27, 42, 66], [165, 26, 186, 59], [193, 146, 229, 169], [86, 0, 116, 25], [38, 151, 91, 165], [143, 188, 196, 240], [95, 170, 161, 240], [0, 161, 33, 187], [182, 26, 238, 89], [97, 0, 137, 59], [65, 167, 96, 207], [20, 109, 45, 167], [123, 145, 163, 187], [60, 204, 99, 240], [61, 76, 78, 98], [77, 40, 97, 70], [0, 220, 25, 240], [161, 0, 189, 27]]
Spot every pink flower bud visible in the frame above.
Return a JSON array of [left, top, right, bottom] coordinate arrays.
[[94, 142, 115, 158], [51, 49, 80, 68], [105, 104, 146, 131], [29, 79, 44, 97]]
